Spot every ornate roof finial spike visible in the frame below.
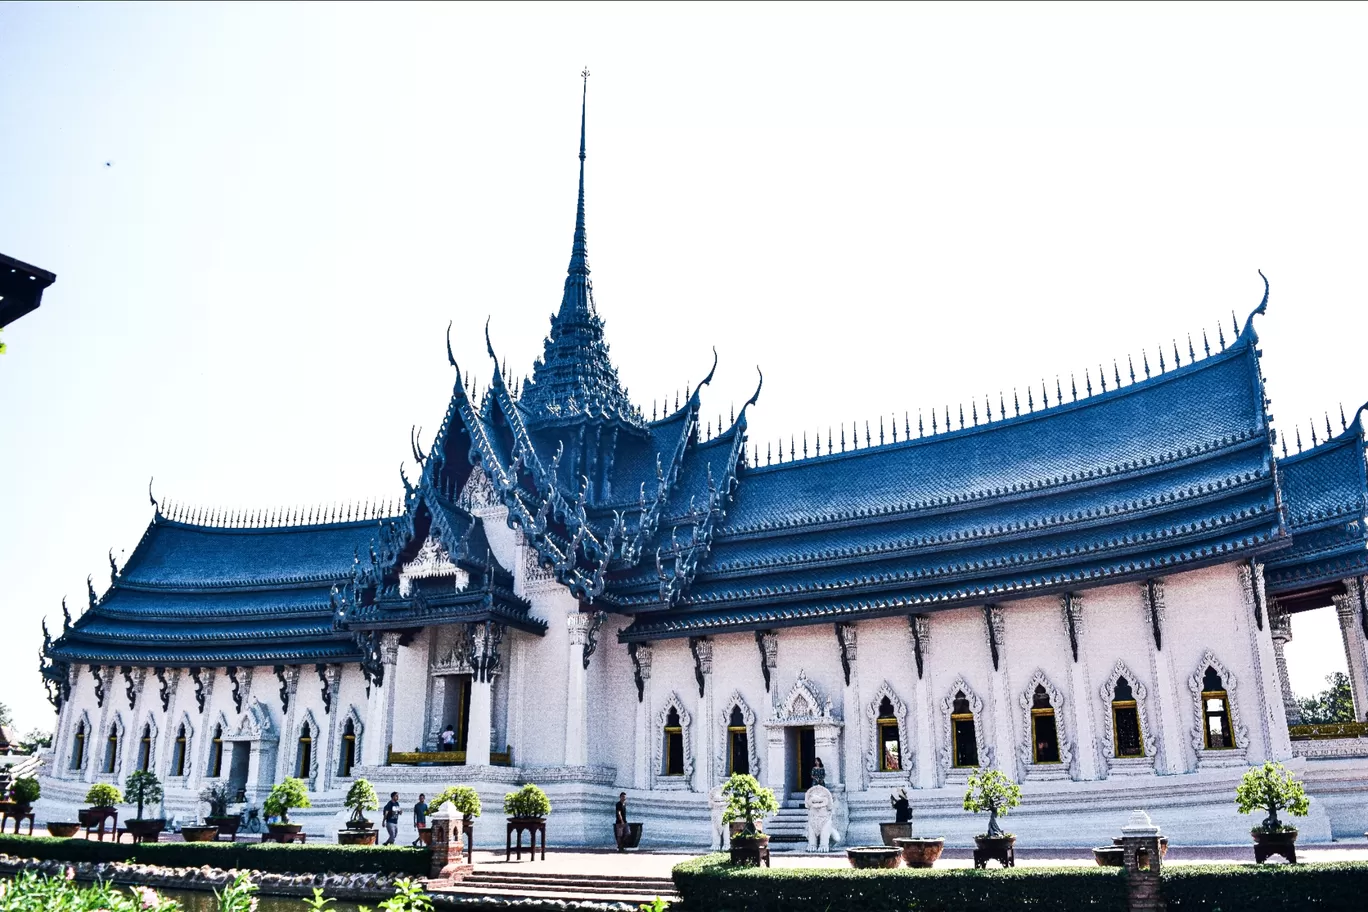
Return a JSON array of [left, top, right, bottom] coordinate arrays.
[[1086, 369, 1093, 397], [652, 400, 657, 421], [998, 392, 1005, 421], [1014, 388, 1020, 416], [945, 404, 951, 431], [1296, 426, 1303, 452], [1311, 421, 1319, 447], [880, 415, 885, 445], [842, 422, 849, 449], [675, 390, 679, 410], [1341, 402, 1348, 431], [790, 435, 795, 461], [1128, 354, 1135, 384], [1070, 373, 1077, 402], [1325, 412, 1334, 439], [1232, 307, 1241, 336], [904, 411, 910, 439], [1218, 323, 1226, 350], [1281, 437, 1288, 458], [816, 429, 822, 456], [1202, 329, 1211, 358], [865, 420, 871, 447], [1042, 379, 1049, 408], [971, 399, 978, 426], [918, 410, 924, 437], [1158, 346, 1166, 373], [1173, 339, 1181, 367], [828, 426, 833, 451], [957, 404, 964, 430], [1027, 386, 1034, 412], [802, 431, 808, 458], [1142, 351, 1151, 379], [148, 477, 158, 512], [1188, 334, 1196, 362]]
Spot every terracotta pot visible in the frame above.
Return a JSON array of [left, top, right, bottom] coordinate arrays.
[[1252, 828, 1298, 864], [848, 846, 902, 869], [46, 822, 82, 838], [894, 836, 945, 868], [880, 822, 914, 846], [338, 829, 378, 845], [1093, 846, 1125, 867], [180, 825, 219, 843], [269, 823, 303, 836], [729, 833, 770, 866], [79, 807, 117, 828], [206, 815, 241, 837]]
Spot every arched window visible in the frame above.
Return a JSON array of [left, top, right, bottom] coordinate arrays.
[[339, 718, 357, 777], [297, 722, 313, 777], [1030, 685, 1061, 764], [877, 696, 902, 771], [1111, 677, 1144, 758], [1201, 666, 1235, 750], [663, 707, 684, 776], [208, 724, 224, 777], [726, 705, 749, 775], [71, 720, 86, 770], [137, 724, 153, 772], [171, 724, 188, 777], [951, 691, 979, 768], [103, 724, 119, 774]]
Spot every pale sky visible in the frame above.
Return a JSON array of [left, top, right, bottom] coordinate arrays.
[[3, 1, 1366, 733]]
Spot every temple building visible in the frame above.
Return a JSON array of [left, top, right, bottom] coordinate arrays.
[[37, 81, 1368, 847]]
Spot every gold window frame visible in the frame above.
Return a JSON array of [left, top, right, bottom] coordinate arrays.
[[951, 712, 978, 768], [1030, 707, 1061, 764], [297, 728, 313, 777], [1201, 690, 1235, 750], [1110, 699, 1144, 757], [72, 724, 86, 770], [663, 725, 684, 776], [877, 716, 901, 772], [727, 725, 748, 775]]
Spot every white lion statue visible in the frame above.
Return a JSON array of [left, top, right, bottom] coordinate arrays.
[[805, 784, 840, 852], [708, 785, 730, 850]]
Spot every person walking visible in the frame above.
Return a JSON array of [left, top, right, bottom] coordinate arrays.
[[614, 792, 629, 851], [412, 793, 429, 847], [382, 791, 401, 845]]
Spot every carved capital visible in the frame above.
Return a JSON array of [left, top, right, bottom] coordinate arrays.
[[984, 605, 1005, 672], [567, 612, 592, 647], [1269, 600, 1293, 642], [1060, 593, 1084, 662], [836, 622, 858, 685], [909, 614, 931, 679], [380, 632, 402, 664], [760, 631, 779, 668], [629, 642, 652, 702]]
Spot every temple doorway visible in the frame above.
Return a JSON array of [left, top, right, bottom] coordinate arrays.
[[789, 726, 816, 794], [227, 743, 250, 800], [438, 674, 472, 754]]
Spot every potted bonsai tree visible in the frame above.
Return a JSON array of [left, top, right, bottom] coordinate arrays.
[[1237, 761, 1309, 864], [721, 773, 778, 866], [80, 783, 122, 837], [199, 781, 240, 840], [428, 785, 482, 847], [505, 783, 551, 822], [339, 778, 380, 845], [263, 777, 312, 839], [963, 767, 1021, 868], [123, 770, 166, 841], [10, 776, 40, 819]]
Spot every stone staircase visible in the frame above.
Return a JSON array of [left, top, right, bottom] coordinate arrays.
[[436, 870, 680, 906], [765, 794, 808, 848]]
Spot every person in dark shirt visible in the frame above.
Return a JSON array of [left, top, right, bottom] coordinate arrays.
[[412, 793, 429, 847], [614, 792, 628, 851], [382, 792, 401, 845]]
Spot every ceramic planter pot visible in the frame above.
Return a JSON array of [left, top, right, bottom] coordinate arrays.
[[729, 833, 770, 866], [46, 822, 82, 838], [973, 834, 1016, 869], [125, 819, 166, 840], [338, 828, 378, 845], [206, 815, 241, 837], [1252, 828, 1298, 864], [847, 846, 902, 869], [880, 823, 914, 846], [268, 823, 304, 837], [894, 836, 945, 868], [1093, 846, 1125, 867], [180, 825, 219, 843], [616, 822, 643, 849], [79, 807, 118, 828]]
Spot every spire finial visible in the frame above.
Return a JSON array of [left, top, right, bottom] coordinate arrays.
[[569, 68, 590, 278]]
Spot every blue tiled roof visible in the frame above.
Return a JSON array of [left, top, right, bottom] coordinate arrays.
[[1264, 409, 1368, 595]]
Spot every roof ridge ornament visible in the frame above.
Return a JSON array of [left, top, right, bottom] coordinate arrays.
[[1240, 269, 1270, 338]]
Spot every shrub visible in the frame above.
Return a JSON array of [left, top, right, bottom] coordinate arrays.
[[344, 779, 379, 826], [503, 784, 551, 818], [263, 777, 312, 824], [0, 834, 430, 875], [1235, 761, 1310, 833], [673, 852, 1126, 912], [1163, 862, 1368, 911], [720, 773, 778, 837], [0, 869, 179, 912], [429, 785, 482, 819], [962, 767, 1021, 838], [124, 770, 163, 820], [84, 783, 122, 807], [12, 776, 41, 805], [200, 781, 233, 818]]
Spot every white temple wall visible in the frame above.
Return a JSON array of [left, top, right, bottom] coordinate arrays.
[[706, 630, 771, 788], [512, 591, 575, 767], [391, 632, 430, 754], [585, 615, 638, 787]]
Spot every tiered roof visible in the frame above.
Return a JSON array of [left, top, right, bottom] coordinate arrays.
[[40, 80, 1368, 700]]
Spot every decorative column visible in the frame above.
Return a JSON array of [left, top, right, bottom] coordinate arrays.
[[1141, 579, 1188, 774], [691, 637, 715, 791], [1060, 594, 1099, 780], [630, 643, 653, 788], [275, 665, 302, 778], [908, 615, 937, 789], [837, 623, 862, 792], [983, 606, 1016, 778], [362, 634, 401, 766], [565, 614, 592, 766], [467, 622, 503, 766], [1334, 578, 1368, 722], [1238, 561, 1289, 761], [1268, 603, 1302, 725]]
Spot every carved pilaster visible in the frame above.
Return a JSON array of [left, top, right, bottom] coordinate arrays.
[[380, 632, 402, 665], [466, 621, 503, 683], [1268, 601, 1301, 724], [1334, 589, 1368, 722], [909, 614, 930, 680], [690, 637, 713, 698], [984, 605, 1005, 671], [756, 630, 778, 691], [274, 665, 300, 713], [1141, 579, 1166, 651], [629, 642, 652, 702], [1061, 593, 1085, 662]]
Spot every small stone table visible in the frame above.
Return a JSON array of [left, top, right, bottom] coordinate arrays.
[[260, 831, 308, 844], [506, 818, 546, 861], [118, 827, 161, 845], [972, 840, 1015, 869], [2, 811, 35, 835]]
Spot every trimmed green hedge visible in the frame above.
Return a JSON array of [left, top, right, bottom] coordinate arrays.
[[1162, 862, 1368, 911], [672, 853, 1127, 912], [0, 835, 428, 876]]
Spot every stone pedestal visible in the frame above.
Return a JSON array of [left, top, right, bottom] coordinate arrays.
[[1270, 604, 1302, 725], [1335, 583, 1368, 722], [428, 803, 473, 883], [1120, 810, 1163, 912]]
